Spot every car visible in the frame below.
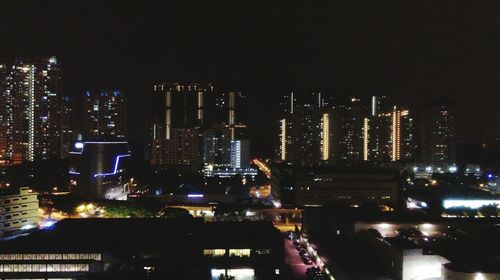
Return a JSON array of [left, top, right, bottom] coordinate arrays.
[[303, 257, 313, 265], [306, 267, 321, 276]]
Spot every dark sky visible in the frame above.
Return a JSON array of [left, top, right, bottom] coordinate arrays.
[[1, 0, 498, 157]]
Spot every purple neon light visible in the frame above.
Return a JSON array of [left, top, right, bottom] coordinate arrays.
[[187, 194, 204, 198], [94, 154, 131, 177]]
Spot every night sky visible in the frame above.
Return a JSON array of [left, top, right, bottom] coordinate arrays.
[[1, 0, 498, 157]]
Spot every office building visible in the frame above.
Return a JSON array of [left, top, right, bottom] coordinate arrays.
[[0, 187, 38, 236], [0, 56, 62, 164], [68, 141, 131, 200], [82, 90, 127, 141], [0, 218, 285, 279]]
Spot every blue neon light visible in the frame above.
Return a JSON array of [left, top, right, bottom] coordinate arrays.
[[94, 154, 131, 177], [68, 171, 81, 175]]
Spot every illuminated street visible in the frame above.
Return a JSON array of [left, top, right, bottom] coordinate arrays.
[[285, 239, 308, 280], [253, 159, 271, 178]]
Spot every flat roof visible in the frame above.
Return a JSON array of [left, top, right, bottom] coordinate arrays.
[[0, 218, 283, 253]]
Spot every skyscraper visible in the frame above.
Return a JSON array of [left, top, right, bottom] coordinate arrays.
[[152, 82, 215, 138], [230, 139, 250, 169], [61, 96, 78, 158], [0, 57, 62, 164], [203, 126, 232, 168], [363, 113, 392, 162], [331, 98, 365, 164], [277, 94, 418, 166], [0, 64, 8, 162], [277, 92, 331, 166], [82, 90, 127, 141], [363, 107, 416, 162], [148, 83, 249, 170], [420, 104, 456, 164]]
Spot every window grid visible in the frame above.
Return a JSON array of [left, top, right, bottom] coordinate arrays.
[[0, 253, 101, 261], [203, 249, 226, 257], [228, 249, 251, 258], [0, 263, 89, 272]]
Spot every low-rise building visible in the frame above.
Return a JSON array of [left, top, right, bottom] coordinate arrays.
[[0, 218, 284, 279], [272, 165, 398, 207], [0, 187, 38, 236]]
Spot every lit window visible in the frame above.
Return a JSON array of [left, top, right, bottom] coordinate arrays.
[[229, 249, 250, 257], [253, 249, 271, 255], [203, 249, 226, 257]]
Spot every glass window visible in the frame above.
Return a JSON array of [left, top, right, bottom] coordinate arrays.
[[254, 249, 271, 255], [228, 249, 251, 257], [203, 249, 226, 257]]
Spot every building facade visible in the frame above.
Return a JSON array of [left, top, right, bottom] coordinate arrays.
[[0, 57, 62, 164], [363, 107, 416, 163], [0, 187, 38, 236], [0, 219, 285, 280], [69, 142, 131, 200], [420, 104, 456, 164], [277, 94, 421, 166], [82, 90, 127, 141], [148, 83, 250, 171]]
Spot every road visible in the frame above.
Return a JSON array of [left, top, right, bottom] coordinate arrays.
[[285, 239, 310, 280], [252, 159, 271, 178]]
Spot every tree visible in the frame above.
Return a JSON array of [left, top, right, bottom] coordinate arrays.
[[159, 207, 192, 218]]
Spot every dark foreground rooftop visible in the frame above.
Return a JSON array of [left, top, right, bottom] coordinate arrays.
[[0, 218, 283, 253]]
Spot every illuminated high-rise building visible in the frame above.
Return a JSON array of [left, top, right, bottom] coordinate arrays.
[[203, 126, 232, 168], [61, 96, 78, 158], [82, 90, 127, 141], [370, 95, 386, 116], [0, 57, 62, 164], [363, 107, 416, 162], [277, 92, 331, 166], [230, 139, 250, 169], [420, 104, 456, 164], [330, 98, 365, 164], [0, 64, 8, 162], [148, 83, 248, 169], [278, 95, 417, 165], [363, 113, 392, 162], [400, 109, 417, 161]]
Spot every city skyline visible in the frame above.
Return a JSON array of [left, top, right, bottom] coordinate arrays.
[[0, 1, 498, 158], [0, 2, 499, 280]]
